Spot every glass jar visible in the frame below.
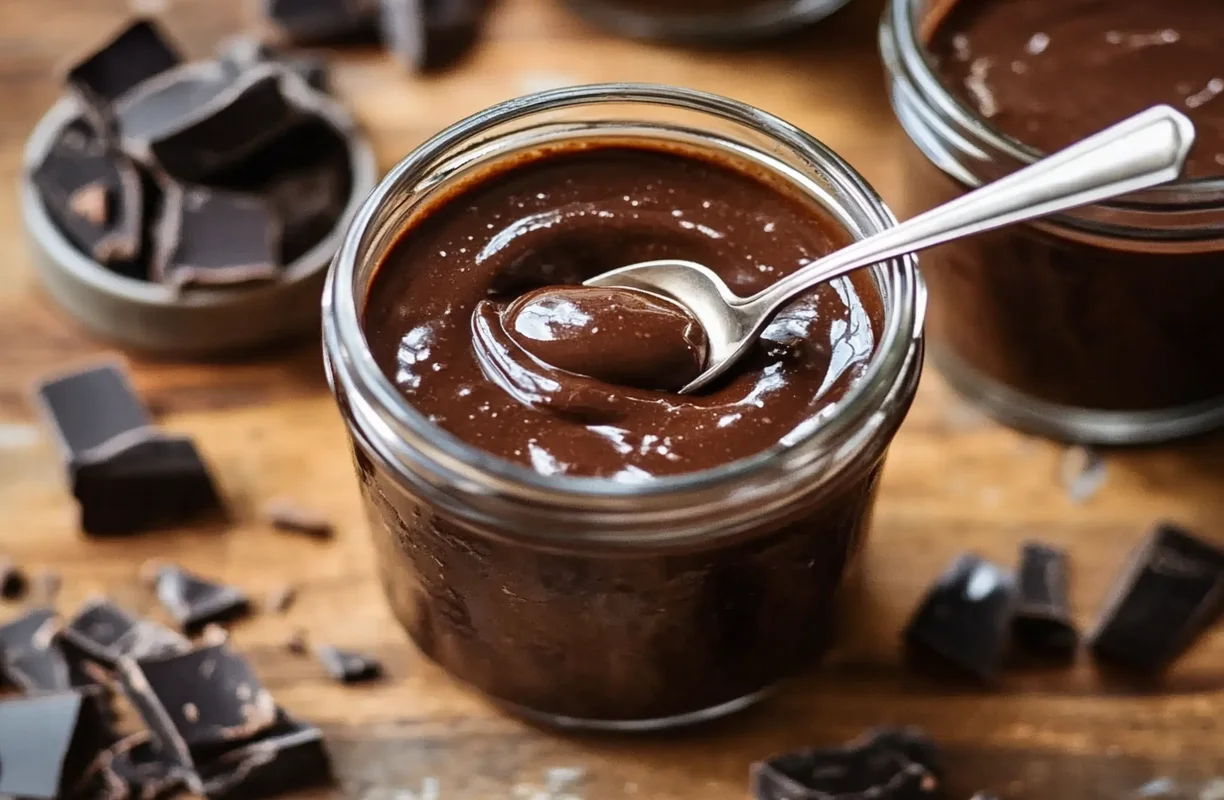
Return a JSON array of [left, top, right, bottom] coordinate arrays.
[[881, 0, 1224, 445], [564, 0, 854, 42], [322, 84, 924, 730]]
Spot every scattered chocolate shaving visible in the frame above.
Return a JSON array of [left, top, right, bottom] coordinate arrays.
[[153, 564, 251, 633], [315, 644, 382, 683], [264, 498, 333, 538], [752, 727, 943, 800], [1060, 445, 1106, 504], [266, 584, 296, 614], [0, 556, 29, 600], [35, 362, 224, 535], [1012, 541, 1078, 660], [904, 553, 1016, 680], [1090, 523, 1224, 670]]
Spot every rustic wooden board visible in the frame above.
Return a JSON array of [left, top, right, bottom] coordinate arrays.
[[3, 0, 1224, 798]]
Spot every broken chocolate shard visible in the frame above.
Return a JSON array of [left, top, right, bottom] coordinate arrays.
[[119, 643, 280, 770], [1090, 523, 1224, 670], [0, 691, 114, 800], [60, 599, 189, 667], [153, 184, 283, 289], [752, 728, 943, 800], [31, 119, 144, 265], [66, 19, 184, 132], [904, 553, 1016, 680], [0, 607, 104, 693], [123, 64, 309, 183], [36, 363, 224, 535], [114, 619, 193, 663], [0, 557, 28, 600], [264, 498, 333, 538], [264, 0, 380, 44], [379, 0, 486, 73], [1012, 541, 1078, 660], [196, 716, 333, 800], [154, 564, 251, 633], [316, 644, 382, 683]]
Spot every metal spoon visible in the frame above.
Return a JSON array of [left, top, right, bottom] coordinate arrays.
[[585, 105, 1195, 394]]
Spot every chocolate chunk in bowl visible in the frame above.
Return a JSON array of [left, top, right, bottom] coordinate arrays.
[[323, 84, 925, 728]]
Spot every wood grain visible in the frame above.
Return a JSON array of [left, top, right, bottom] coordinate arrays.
[[4, 0, 1224, 798]]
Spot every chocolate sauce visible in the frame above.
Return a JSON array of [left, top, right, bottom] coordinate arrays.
[[931, 0, 1224, 178], [363, 145, 882, 479], [495, 286, 708, 393]]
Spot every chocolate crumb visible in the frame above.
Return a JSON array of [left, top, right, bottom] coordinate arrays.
[[285, 628, 309, 655], [315, 644, 382, 683], [266, 583, 296, 614], [0, 558, 28, 600], [68, 182, 110, 228], [264, 498, 333, 538]]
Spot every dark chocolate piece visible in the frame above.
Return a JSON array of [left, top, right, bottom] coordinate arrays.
[[196, 716, 333, 799], [264, 0, 379, 44], [0, 607, 58, 656], [216, 35, 330, 93], [264, 498, 333, 538], [66, 19, 183, 132], [36, 363, 223, 536], [0, 556, 28, 599], [1012, 542, 1078, 659], [284, 629, 309, 655], [154, 565, 251, 633], [0, 607, 105, 693], [316, 644, 382, 683], [31, 120, 144, 267], [124, 65, 308, 183], [0, 691, 113, 800], [379, 0, 485, 73], [60, 599, 188, 666], [1090, 523, 1224, 670], [752, 728, 943, 800], [266, 584, 297, 614], [119, 643, 280, 770], [904, 553, 1016, 680], [263, 125, 350, 262], [153, 184, 282, 289]]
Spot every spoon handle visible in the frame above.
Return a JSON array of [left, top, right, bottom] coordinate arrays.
[[742, 105, 1195, 313]]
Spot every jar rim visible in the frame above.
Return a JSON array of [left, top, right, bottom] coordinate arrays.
[[324, 83, 923, 515], [884, 0, 1224, 208]]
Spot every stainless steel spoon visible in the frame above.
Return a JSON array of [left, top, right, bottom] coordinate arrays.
[[585, 105, 1195, 394]]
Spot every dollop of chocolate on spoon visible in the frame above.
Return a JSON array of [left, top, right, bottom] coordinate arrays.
[[500, 285, 709, 392]]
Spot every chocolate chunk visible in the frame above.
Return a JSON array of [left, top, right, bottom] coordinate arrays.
[[264, 0, 380, 44], [261, 123, 351, 262], [266, 584, 297, 614], [0, 691, 114, 799], [36, 363, 223, 535], [316, 644, 382, 683], [122, 64, 309, 183], [66, 19, 183, 132], [31, 120, 144, 267], [0, 607, 106, 693], [1090, 523, 1224, 670], [379, 0, 485, 73], [196, 716, 333, 799], [904, 553, 1016, 680], [60, 599, 188, 666], [264, 498, 333, 538], [0, 556, 28, 600], [119, 643, 280, 769], [1012, 542, 1078, 659], [154, 564, 251, 633], [152, 184, 282, 289], [752, 728, 943, 800]]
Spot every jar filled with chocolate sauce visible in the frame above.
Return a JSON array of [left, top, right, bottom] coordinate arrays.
[[564, 0, 853, 42], [322, 84, 924, 729], [882, 0, 1224, 444]]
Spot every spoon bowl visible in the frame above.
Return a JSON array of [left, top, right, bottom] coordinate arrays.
[[586, 105, 1196, 393]]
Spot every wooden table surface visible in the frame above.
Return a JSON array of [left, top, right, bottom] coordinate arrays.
[[5, 1, 1224, 798]]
